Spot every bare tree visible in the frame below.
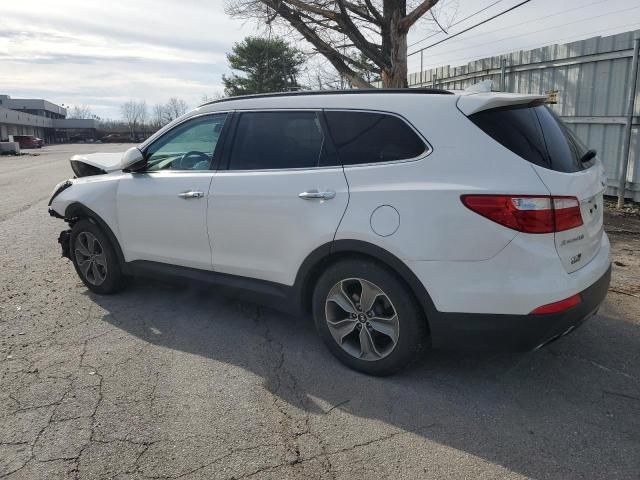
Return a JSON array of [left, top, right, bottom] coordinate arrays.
[[151, 103, 166, 129], [163, 97, 189, 123], [120, 100, 147, 139], [138, 102, 148, 131], [68, 105, 93, 119], [301, 58, 343, 90], [226, 0, 443, 88]]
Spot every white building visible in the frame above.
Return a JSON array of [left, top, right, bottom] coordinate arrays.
[[0, 94, 98, 143]]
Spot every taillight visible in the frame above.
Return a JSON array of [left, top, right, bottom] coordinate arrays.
[[461, 195, 583, 234], [552, 197, 583, 232], [530, 294, 581, 314]]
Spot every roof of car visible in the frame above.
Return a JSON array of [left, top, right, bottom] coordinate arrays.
[[198, 88, 454, 107]]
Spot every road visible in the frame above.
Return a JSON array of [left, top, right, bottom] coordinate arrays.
[[1, 144, 639, 479]]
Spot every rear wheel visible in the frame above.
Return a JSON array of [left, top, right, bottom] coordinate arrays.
[[312, 258, 427, 376], [70, 219, 126, 294]]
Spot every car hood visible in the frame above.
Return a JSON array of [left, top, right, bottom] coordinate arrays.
[[70, 152, 124, 177]]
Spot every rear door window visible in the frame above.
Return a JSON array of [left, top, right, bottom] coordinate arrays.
[[324, 111, 427, 166], [469, 104, 590, 173], [228, 111, 326, 170]]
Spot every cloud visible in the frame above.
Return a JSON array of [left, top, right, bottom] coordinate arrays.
[[0, 0, 252, 118], [1, 0, 637, 118]]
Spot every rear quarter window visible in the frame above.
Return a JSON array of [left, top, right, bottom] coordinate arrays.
[[469, 104, 590, 173], [324, 111, 427, 166]]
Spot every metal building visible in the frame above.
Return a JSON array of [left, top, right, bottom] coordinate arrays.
[[0, 95, 98, 144]]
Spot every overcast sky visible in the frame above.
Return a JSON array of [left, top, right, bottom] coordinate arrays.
[[1, 0, 639, 119]]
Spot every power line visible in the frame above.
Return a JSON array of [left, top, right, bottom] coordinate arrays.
[[412, 21, 640, 72], [413, 4, 640, 61], [412, 0, 613, 55], [409, 0, 507, 48], [409, 0, 533, 57]]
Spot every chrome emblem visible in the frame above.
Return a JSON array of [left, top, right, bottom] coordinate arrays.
[[561, 234, 584, 246]]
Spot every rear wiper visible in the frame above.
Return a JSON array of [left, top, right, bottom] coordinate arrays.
[[580, 149, 597, 163]]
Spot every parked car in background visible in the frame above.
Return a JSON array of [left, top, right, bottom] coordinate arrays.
[[69, 134, 97, 143], [48, 88, 611, 375], [14, 135, 44, 148], [101, 133, 133, 143]]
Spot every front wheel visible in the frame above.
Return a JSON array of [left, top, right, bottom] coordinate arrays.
[[70, 219, 126, 294], [312, 258, 427, 376]]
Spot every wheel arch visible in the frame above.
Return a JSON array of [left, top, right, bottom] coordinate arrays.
[[64, 202, 127, 268], [293, 240, 438, 331]]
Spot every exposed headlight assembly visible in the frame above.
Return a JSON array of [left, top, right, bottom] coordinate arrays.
[[48, 180, 73, 206]]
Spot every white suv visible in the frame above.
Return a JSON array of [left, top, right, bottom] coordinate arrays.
[[49, 89, 611, 375]]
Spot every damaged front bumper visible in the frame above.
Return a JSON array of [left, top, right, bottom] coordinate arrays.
[[48, 180, 73, 206], [58, 229, 72, 260], [48, 208, 64, 219]]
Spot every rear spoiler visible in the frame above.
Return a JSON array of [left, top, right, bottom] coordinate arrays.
[[457, 92, 547, 116]]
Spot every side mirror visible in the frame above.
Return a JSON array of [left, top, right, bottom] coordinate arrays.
[[120, 147, 146, 172]]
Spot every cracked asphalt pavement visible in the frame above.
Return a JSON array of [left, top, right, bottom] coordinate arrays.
[[1, 144, 640, 479]]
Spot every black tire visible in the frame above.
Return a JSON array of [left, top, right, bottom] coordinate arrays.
[[70, 219, 126, 294], [312, 258, 427, 376]]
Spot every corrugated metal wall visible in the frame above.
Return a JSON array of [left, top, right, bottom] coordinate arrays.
[[409, 30, 640, 201]]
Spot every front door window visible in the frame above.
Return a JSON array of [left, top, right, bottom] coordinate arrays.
[[145, 114, 228, 171]]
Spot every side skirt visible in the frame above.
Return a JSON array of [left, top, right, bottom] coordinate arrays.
[[126, 260, 300, 314]]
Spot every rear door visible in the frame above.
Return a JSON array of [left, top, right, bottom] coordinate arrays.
[[207, 110, 348, 286], [468, 103, 606, 273]]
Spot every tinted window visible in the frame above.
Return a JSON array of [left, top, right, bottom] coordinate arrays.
[[535, 106, 590, 172], [145, 114, 227, 171], [228, 111, 325, 170], [470, 105, 589, 173], [324, 111, 426, 165]]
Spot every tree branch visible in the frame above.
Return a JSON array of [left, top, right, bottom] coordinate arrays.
[[343, 1, 380, 25], [363, 0, 383, 24], [263, 0, 373, 88], [399, 0, 440, 32], [342, 54, 379, 73], [283, 0, 338, 21], [295, 10, 345, 34], [429, 9, 447, 34], [335, 0, 386, 67]]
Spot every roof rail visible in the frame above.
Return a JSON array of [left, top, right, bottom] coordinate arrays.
[[199, 88, 453, 107]]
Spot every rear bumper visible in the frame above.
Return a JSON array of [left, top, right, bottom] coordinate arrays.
[[428, 265, 611, 351]]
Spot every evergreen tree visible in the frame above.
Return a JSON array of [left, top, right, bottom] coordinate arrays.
[[222, 37, 306, 96]]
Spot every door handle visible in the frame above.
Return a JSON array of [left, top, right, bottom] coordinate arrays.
[[178, 191, 204, 199], [298, 190, 336, 200]]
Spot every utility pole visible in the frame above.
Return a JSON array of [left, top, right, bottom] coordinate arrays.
[[617, 36, 640, 208], [500, 58, 507, 91]]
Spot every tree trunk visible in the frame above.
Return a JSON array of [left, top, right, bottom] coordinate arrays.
[[381, 0, 408, 88], [381, 24, 408, 87]]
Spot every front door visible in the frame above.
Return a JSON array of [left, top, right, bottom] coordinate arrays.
[[117, 113, 228, 270], [208, 110, 348, 286]]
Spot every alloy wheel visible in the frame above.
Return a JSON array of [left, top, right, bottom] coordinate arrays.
[[324, 278, 399, 361], [74, 231, 108, 286]]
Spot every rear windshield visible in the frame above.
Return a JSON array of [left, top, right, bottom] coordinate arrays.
[[469, 104, 592, 173]]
